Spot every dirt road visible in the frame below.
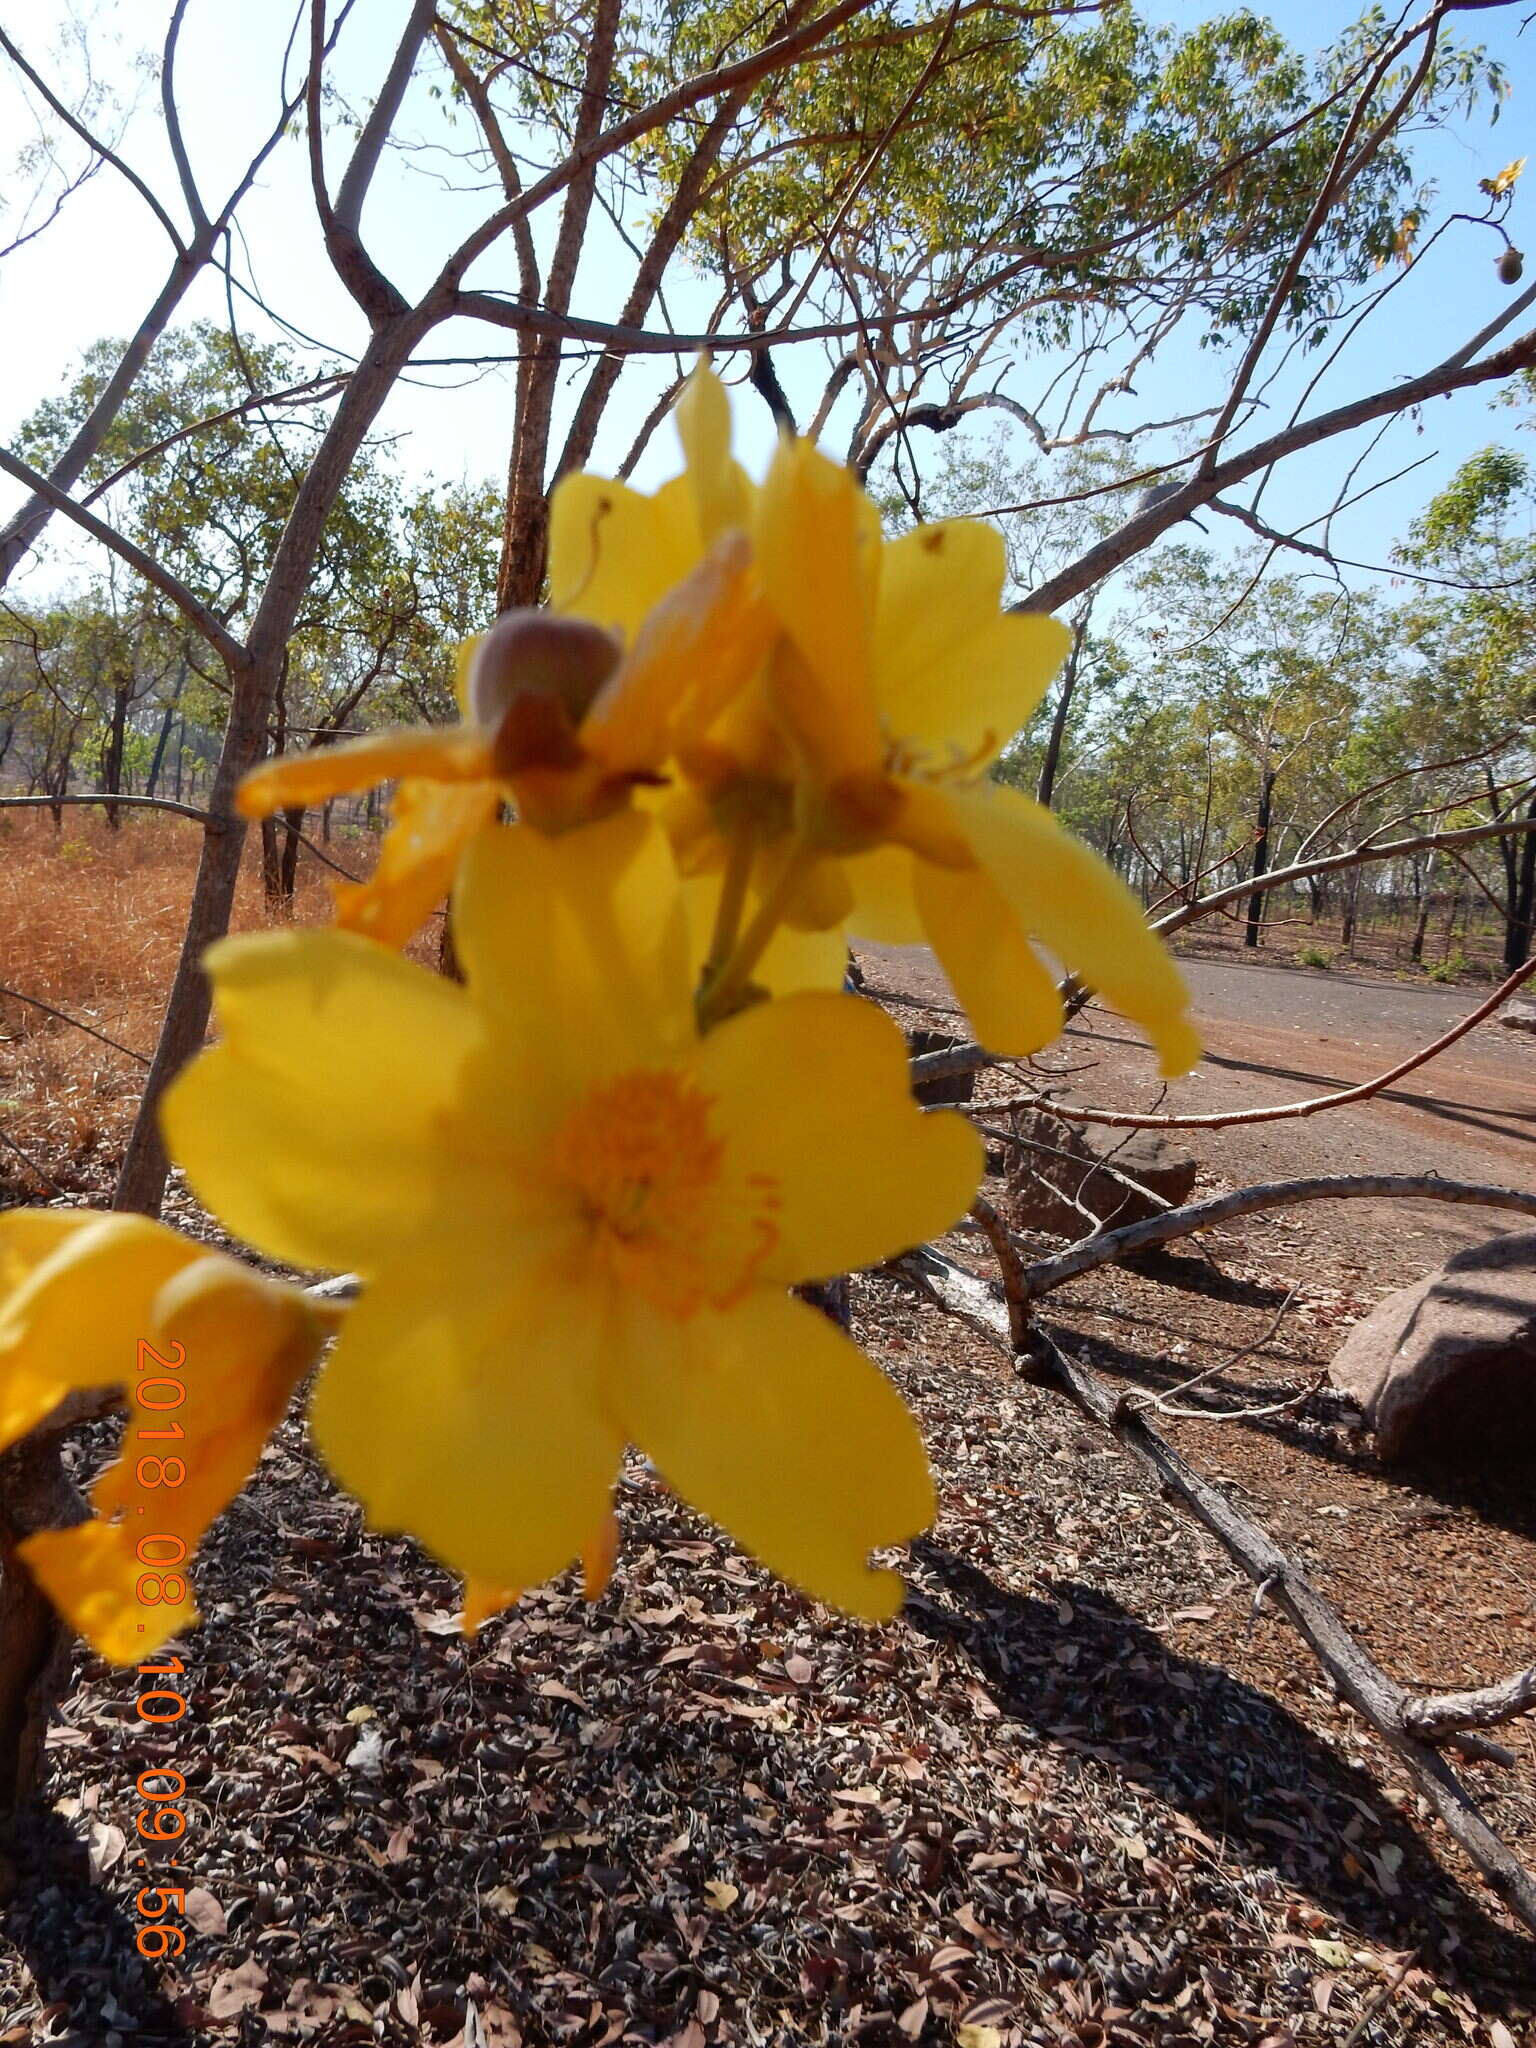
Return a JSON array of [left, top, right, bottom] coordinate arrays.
[[859, 940, 1536, 1285]]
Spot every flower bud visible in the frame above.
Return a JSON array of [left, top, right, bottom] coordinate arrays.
[[467, 610, 622, 731], [1498, 246, 1524, 285]]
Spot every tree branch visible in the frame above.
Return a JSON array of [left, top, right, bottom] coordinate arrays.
[[1022, 324, 1536, 615], [1015, 1173, 1536, 1301], [1004, 953, 1536, 1133], [0, 446, 247, 669], [900, 1247, 1536, 1930], [0, 24, 185, 252], [317, 0, 433, 320], [161, 0, 209, 236]]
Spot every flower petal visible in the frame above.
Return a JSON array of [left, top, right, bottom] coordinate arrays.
[[754, 440, 885, 780], [162, 930, 484, 1274], [23, 1520, 197, 1664], [331, 778, 500, 949], [0, 1210, 102, 1296], [914, 853, 1064, 1055], [454, 814, 694, 1085], [26, 1258, 323, 1664], [689, 991, 982, 1284], [844, 844, 926, 946], [548, 472, 698, 644], [583, 535, 772, 775], [941, 784, 1200, 1075], [674, 359, 752, 543], [238, 728, 495, 819], [876, 523, 1070, 766], [0, 1216, 199, 1449], [618, 1287, 934, 1618], [308, 1239, 622, 1588]]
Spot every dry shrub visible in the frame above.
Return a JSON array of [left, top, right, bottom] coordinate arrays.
[[0, 810, 387, 1189]]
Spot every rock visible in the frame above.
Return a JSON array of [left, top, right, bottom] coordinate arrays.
[[1328, 1231, 1536, 1461], [906, 1028, 978, 1108], [1498, 1000, 1536, 1034], [1003, 1110, 1197, 1238]]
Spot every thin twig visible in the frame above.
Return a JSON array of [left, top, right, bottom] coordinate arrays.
[[0, 986, 150, 1066]]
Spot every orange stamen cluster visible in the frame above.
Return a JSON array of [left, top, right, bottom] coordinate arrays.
[[549, 1070, 780, 1318]]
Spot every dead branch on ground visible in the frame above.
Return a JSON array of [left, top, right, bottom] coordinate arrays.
[[1015, 1174, 1536, 1302], [897, 1242, 1536, 1932]]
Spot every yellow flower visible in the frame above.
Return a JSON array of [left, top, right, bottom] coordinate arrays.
[[237, 364, 765, 948], [163, 813, 982, 1619], [689, 433, 1199, 1074], [0, 1212, 332, 1662]]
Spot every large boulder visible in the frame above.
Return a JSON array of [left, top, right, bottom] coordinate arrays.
[[1498, 1000, 1536, 1035], [1003, 1109, 1197, 1238], [1329, 1231, 1536, 1462]]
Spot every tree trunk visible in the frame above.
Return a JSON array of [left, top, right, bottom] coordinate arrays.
[[260, 815, 283, 911], [144, 668, 186, 800], [1036, 617, 1086, 811], [47, 747, 71, 830], [279, 804, 305, 902], [0, 1428, 91, 1828], [113, 312, 433, 1217], [100, 676, 131, 830], [1411, 855, 1436, 964], [1341, 863, 1362, 952], [1244, 769, 1277, 950], [1504, 793, 1536, 970]]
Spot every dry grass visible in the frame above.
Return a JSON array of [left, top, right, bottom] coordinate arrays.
[[0, 811, 383, 1193]]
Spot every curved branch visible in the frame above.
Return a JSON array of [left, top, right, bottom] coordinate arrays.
[[1022, 323, 1536, 615], [1010, 953, 1536, 1132], [1156, 813, 1536, 940], [161, 0, 209, 236], [1017, 1174, 1536, 1301], [0, 447, 247, 668], [1405, 1666, 1536, 1740], [0, 23, 186, 251], [0, 792, 214, 824]]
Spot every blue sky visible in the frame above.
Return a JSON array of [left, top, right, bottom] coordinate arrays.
[[0, 0, 1531, 604]]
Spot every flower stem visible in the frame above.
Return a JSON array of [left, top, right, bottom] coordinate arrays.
[[701, 820, 757, 986], [697, 838, 814, 1032]]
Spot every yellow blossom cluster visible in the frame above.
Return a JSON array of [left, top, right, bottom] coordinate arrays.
[[0, 364, 1197, 1662]]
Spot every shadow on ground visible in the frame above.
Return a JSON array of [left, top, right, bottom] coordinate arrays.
[[907, 1540, 1536, 1998]]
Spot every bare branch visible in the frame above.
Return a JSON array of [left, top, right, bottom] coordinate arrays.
[[0, 792, 214, 824], [1017, 1173, 1536, 1302], [0, 982, 151, 1065], [0, 23, 185, 252], [1404, 1666, 1536, 1740], [0, 445, 247, 668], [1197, 1, 1448, 481], [0, 5, 323, 585], [1008, 954, 1536, 1133], [1022, 323, 1536, 615], [1157, 812, 1536, 940], [161, 0, 209, 235], [315, 0, 435, 321]]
